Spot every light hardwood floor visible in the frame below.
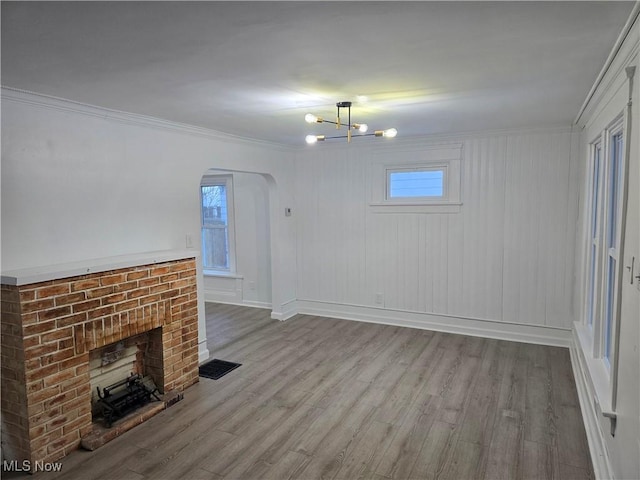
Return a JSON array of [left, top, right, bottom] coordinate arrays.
[[7, 303, 594, 480]]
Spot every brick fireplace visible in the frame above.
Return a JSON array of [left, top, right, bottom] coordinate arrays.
[[1, 253, 200, 468]]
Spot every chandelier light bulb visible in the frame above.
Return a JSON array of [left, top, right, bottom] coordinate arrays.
[[305, 135, 325, 144], [358, 123, 368, 133], [305, 114, 323, 123], [383, 128, 398, 138]]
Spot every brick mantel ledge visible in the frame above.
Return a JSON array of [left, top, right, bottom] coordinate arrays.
[[1, 249, 199, 286]]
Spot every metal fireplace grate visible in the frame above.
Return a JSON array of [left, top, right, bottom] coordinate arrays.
[[199, 359, 242, 380], [96, 374, 160, 427]]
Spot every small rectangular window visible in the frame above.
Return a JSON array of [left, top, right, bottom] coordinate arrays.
[[370, 144, 462, 213], [387, 167, 446, 200]]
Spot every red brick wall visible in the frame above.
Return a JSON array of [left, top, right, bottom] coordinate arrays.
[[1, 258, 200, 466]]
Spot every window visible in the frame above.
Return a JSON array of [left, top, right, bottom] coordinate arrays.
[[369, 144, 462, 214], [582, 119, 625, 370], [387, 167, 446, 199], [603, 130, 623, 364], [201, 175, 235, 272], [586, 143, 602, 330]]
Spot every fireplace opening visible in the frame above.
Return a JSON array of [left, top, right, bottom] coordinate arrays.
[[89, 330, 162, 428]]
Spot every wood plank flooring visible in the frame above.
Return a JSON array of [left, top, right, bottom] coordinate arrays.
[[7, 304, 594, 480]]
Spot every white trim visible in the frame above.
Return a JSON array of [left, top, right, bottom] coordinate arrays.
[[241, 300, 272, 310], [1, 86, 291, 150], [203, 271, 244, 279], [574, 3, 640, 126], [369, 202, 462, 214], [570, 329, 615, 480], [295, 299, 572, 347], [198, 341, 210, 365], [203, 298, 271, 310], [575, 323, 613, 415], [271, 299, 298, 321]]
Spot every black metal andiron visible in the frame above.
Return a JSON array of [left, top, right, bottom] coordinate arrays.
[[96, 374, 160, 427]]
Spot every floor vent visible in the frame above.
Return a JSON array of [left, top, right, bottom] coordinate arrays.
[[199, 359, 242, 380]]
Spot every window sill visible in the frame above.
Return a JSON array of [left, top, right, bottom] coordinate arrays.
[[575, 322, 613, 415], [369, 202, 462, 214], [203, 270, 243, 279]]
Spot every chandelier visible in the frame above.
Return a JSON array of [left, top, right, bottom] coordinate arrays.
[[304, 101, 397, 144]]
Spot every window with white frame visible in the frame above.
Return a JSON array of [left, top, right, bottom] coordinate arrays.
[[603, 128, 624, 365], [201, 175, 235, 272], [583, 118, 625, 370], [369, 144, 462, 214]]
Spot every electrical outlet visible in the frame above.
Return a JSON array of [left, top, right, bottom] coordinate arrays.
[[249, 281, 256, 291], [185, 234, 193, 248], [375, 293, 384, 305]]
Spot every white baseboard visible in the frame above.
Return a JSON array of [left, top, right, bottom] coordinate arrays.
[[295, 300, 572, 347], [203, 279, 272, 308], [198, 340, 210, 365], [204, 290, 242, 304], [271, 299, 298, 321], [203, 294, 271, 310], [241, 300, 272, 309], [570, 330, 614, 480]]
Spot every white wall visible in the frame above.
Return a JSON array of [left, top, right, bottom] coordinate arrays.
[[571, 13, 640, 480], [0, 89, 297, 359], [294, 128, 580, 345]]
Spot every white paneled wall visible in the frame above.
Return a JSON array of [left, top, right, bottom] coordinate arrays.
[[295, 129, 579, 339]]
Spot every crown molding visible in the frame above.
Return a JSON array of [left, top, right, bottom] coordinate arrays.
[[294, 123, 576, 154], [574, 2, 640, 127], [1, 86, 293, 152]]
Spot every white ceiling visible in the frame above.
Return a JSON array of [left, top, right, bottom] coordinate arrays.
[[1, 2, 635, 146]]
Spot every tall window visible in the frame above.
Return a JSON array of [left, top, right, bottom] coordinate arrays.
[[584, 120, 625, 369], [586, 143, 602, 330], [201, 175, 235, 272], [603, 131, 623, 364]]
